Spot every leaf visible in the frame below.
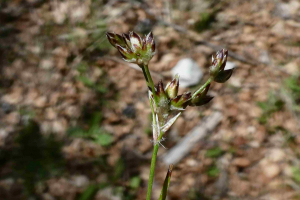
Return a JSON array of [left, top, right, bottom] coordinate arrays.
[[113, 159, 125, 181], [159, 164, 173, 200], [129, 176, 141, 189], [67, 127, 88, 137], [292, 167, 300, 183], [95, 133, 113, 146], [78, 76, 94, 87], [205, 147, 223, 158], [207, 165, 220, 177], [79, 184, 98, 200]]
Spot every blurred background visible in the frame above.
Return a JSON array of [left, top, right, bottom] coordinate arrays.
[[0, 0, 300, 199]]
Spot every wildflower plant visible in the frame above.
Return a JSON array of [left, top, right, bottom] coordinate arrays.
[[106, 31, 232, 200]]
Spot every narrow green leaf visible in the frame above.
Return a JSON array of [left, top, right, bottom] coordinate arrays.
[[79, 184, 98, 200], [159, 164, 173, 200], [205, 147, 223, 158]]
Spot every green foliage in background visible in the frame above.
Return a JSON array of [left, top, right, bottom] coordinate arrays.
[[292, 167, 300, 184], [68, 112, 114, 147], [206, 165, 220, 177], [205, 147, 224, 158], [77, 61, 108, 94], [284, 75, 300, 112], [0, 121, 64, 198], [257, 92, 285, 124]]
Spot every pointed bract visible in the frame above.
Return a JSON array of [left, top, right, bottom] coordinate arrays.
[[171, 92, 191, 110], [116, 45, 136, 63], [214, 69, 233, 83], [190, 95, 214, 106], [106, 32, 126, 48]]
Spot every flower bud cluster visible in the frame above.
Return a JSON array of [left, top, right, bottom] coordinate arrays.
[[106, 31, 232, 143], [156, 75, 212, 111], [106, 31, 156, 66]]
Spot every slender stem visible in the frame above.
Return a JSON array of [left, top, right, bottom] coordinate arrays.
[[192, 77, 213, 98], [144, 65, 159, 105], [142, 67, 150, 87], [143, 64, 162, 200], [146, 143, 159, 200]]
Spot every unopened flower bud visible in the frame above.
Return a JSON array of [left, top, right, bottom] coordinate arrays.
[[210, 49, 228, 77], [170, 92, 191, 110], [214, 69, 233, 83], [165, 74, 179, 99]]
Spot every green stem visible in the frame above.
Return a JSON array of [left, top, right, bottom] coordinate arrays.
[[146, 127, 165, 200], [142, 67, 150, 87], [144, 65, 159, 105], [192, 77, 213, 99], [143, 65, 162, 200], [146, 143, 159, 200]]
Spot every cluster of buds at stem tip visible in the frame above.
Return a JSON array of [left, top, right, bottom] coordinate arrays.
[[106, 31, 155, 66], [209, 49, 233, 83]]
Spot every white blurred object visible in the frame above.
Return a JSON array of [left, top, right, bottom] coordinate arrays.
[[171, 58, 203, 88], [224, 61, 237, 70]]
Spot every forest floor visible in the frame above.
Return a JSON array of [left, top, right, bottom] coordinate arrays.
[[0, 0, 300, 200]]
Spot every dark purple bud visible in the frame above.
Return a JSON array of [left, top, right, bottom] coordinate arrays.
[[171, 92, 192, 110], [155, 81, 168, 102], [156, 80, 164, 94], [145, 31, 155, 53], [146, 32, 154, 44], [106, 32, 126, 48], [122, 33, 132, 49], [151, 39, 156, 53], [214, 69, 233, 83]]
